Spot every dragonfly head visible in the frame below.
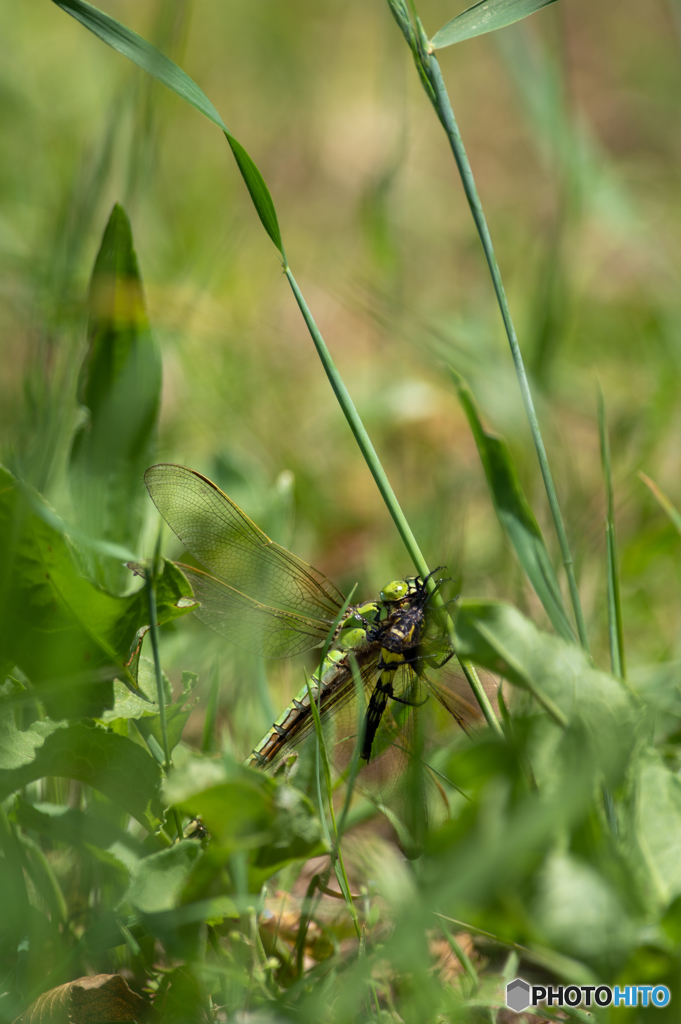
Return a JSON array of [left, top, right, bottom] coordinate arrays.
[[380, 579, 414, 603]]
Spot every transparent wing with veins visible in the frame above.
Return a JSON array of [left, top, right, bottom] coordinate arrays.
[[145, 463, 345, 658]]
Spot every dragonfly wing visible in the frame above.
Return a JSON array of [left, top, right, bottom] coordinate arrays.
[[179, 564, 331, 658], [353, 664, 496, 852], [145, 464, 344, 622], [425, 665, 499, 732]]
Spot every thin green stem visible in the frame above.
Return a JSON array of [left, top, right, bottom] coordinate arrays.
[[597, 388, 626, 680], [383, 2, 589, 653], [145, 568, 182, 840], [422, 53, 589, 654], [285, 268, 421, 565], [305, 674, 361, 941], [285, 267, 503, 738]]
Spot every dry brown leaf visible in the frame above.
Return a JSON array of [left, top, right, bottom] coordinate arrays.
[[13, 973, 150, 1023]]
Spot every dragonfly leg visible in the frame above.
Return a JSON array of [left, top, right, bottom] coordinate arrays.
[[431, 650, 455, 670], [390, 690, 430, 708]]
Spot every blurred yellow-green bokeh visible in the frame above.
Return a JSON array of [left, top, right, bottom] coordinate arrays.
[[2, 0, 681, 749]]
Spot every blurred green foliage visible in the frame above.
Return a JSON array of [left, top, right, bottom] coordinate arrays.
[[2, 0, 681, 1020]]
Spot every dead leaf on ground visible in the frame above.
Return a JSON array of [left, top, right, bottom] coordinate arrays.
[[13, 973, 151, 1023]]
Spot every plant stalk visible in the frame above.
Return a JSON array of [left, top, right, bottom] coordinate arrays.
[[384, 3, 589, 654], [423, 53, 589, 653], [146, 567, 183, 840], [285, 267, 502, 737]]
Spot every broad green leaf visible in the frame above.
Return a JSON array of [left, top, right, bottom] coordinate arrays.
[[531, 851, 635, 960], [152, 966, 212, 1023], [453, 372, 575, 643], [52, 0, 285, 256], [100, 658, 173, 722], [0, 686, 164, 831], [13, 799, 147, 864], [454, 599, 638, 782], [127, 838, 238, 957], [69, 204, 161, 593], [100, 663, 197, 753], [420, 724, 614, 948], [127, 841, 203, 914], [431, 0, 559, 50], [622, 748, 681, 910], [0, 801, 31, 960], [165, 754, 326, 889], [0, 466, 193, 718], [131, 668, 198, 755]]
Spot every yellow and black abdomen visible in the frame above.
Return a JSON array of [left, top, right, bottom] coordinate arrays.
[[361, 647, 410, 761]]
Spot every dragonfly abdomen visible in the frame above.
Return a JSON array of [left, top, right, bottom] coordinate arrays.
[[247, 636, 373, 768]]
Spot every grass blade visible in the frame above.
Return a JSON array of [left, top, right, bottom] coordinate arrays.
[[54, 0, 502, 735], [639, 472, 681, 536], [305, 671, 360, 938], [145, 536, 182, 840], [431, 0, 559, 50], [225, 134, 284, 256], [453, 370, 575, 644], [69, 203, 161, 594], [52, 0, 284, 255], [52, 0, 225, 129], [386, 7, 590, 654], [284, 269, 504, 739], [597, 390, 626, 680]]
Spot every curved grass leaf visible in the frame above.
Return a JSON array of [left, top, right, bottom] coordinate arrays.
[[51, 0, 284, 255], [639, 471, 681, 535], [453, 599, 639, 783], [452, 371, 575, 644], [431, 0, 559, 50], [165, 754, 326, 889], [70, 203, 161, 594], [0, 467, 193, 718], [52, 0, 226, 129], [225, 133, 284, 255]]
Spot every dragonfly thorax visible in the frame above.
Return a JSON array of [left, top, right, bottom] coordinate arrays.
[[338, 626, 370, 650]]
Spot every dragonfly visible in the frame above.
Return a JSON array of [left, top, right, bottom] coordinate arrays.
[[143, 464, 486, 794]]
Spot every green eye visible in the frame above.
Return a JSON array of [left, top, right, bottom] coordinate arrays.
[[380, 580, 410, 602]]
